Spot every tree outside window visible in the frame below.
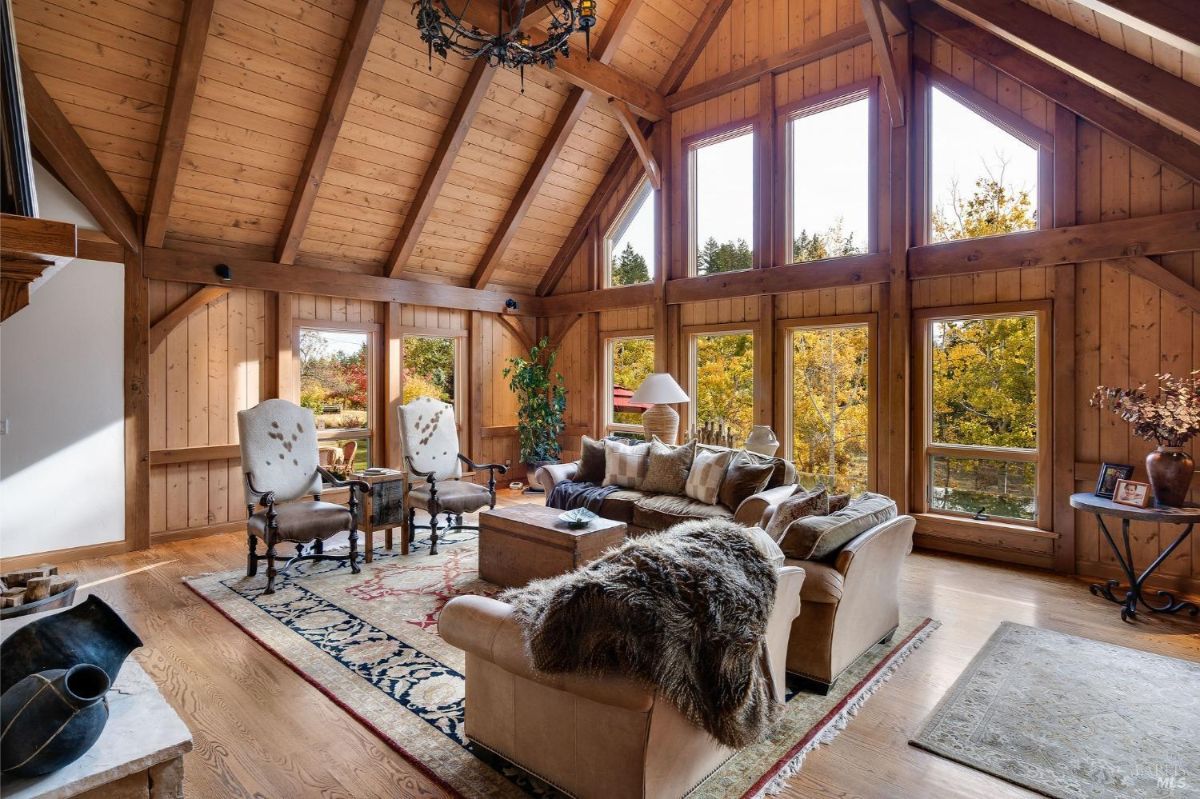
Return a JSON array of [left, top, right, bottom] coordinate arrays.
[[300, 327, 371, 471], [607, 337, 655, 433], [692, 130, 755, 276], [607, 180, 655, 287], [403, 336, 456, 404], [691, 332, 755, 444]]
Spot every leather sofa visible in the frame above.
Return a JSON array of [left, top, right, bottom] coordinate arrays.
[[441, 566, 806, 799]]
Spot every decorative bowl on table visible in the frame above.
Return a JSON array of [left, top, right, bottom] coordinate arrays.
[[558, 508, 598, 529]]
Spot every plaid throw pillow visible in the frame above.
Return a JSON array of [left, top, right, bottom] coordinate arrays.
[[602, 440, 651, 489], [685, 448, 734, 505]]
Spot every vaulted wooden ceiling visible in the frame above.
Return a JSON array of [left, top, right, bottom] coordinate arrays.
[[12, 0, 1199, 295]]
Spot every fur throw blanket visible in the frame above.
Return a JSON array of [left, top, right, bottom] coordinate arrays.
[[499, 518, 780, 748]]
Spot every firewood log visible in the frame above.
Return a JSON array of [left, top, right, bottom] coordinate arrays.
[[23, 577, 53, 602]]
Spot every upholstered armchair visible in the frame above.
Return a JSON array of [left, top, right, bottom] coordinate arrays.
[[397, 397, 507, 555], [237, 399, 369, 594]]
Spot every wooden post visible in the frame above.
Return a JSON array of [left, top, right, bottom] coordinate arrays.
[[276, 294, 296, 402], [886, 32, 912, 513], [1052, 103, 1078, 574], [384, 302, 402, 469], [653, 121, 672, 375], [754, 74, 777, 429], [124, 247, 150, 551]]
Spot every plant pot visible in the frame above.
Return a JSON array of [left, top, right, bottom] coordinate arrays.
[[1145, 446, 1195, 508], [0, 664, 110, 777]]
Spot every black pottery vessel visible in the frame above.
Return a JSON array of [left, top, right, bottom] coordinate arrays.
[[0, 664, 111, 777], [0, 595, 142, 693]]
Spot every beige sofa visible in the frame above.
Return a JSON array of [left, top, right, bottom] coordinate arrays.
[[534, 445, 798, 535], [441, 566, 806, 799]]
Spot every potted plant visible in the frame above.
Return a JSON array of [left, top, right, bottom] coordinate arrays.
[[503, 336, 567, 483], [1090, 371, 1199, 507]]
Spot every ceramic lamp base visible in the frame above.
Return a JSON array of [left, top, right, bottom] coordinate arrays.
[[642, 404, 679, 444]]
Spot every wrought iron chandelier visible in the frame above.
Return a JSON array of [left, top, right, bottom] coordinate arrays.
[[413, 0, 597, 88]]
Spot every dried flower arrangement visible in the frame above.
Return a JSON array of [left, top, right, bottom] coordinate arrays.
[[1089, 371, 1200, 448]]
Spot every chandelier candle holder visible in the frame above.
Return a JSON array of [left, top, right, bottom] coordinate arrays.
[[414, 0, 598, 90]]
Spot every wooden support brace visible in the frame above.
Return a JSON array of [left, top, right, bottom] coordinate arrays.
[[148, 285, 231, 351], [609, 99, 662, 190], [1108, 255, 1200, 314]]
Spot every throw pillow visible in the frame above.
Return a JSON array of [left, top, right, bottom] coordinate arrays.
[[685, 447, 734, 505], [603, 439, 651, 489], [718, 451, 775, 510], [578, 436, 606, 484], [741, 525, 785, 569], [828, 493, 851, 514], [764, 487, 828, 543], [779, 492, 898, 561], [641, 438, 695, 495]]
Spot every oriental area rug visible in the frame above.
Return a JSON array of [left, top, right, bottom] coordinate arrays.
[[186, 531, 937, 798], [912, 622, 1200, 799]]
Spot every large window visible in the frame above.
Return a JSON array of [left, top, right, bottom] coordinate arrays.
[[605, 336, 655, 437], [299, 325, 373, 471], [402, 335, 457, 404], [690, 331, 755, 444], [789, 95, 870, 263], [788, 323, 871, 492], [690, 129, 755, 276], [921, 311, 1045, 522], [606, 179, 655, 287], [928, 86, 1039, 243]]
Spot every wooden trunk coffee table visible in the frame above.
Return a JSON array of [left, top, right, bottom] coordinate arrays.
[[478, 505, 626, 588]]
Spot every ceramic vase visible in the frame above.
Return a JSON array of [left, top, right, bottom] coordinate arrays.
[[1146, 446, 1194, 507], [0, 664, 110, 777], [0, 595, 142, 694], [744, 426, 780, 457]]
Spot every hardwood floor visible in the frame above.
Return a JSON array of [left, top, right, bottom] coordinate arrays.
[[54, 492, 1199, 799]]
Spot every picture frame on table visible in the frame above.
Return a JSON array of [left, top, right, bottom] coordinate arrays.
[[1112, 478, 1153, 509], [1094, 463, 1134, 499]]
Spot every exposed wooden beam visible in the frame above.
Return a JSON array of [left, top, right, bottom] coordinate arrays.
[[545, 282, 657, 315], [863, 0, 904, 126], [879, 0, 910, 34], [470, 0, 643, 289], [387, 59, 495, 278], [276, 0, 384, 264], [143, 0, 214, 248], [912, 2, 1200, 182], [1108, 255, 1200, 313], [148, 285, 230, 351], [548, 312, 584, 350], [497, 312, 535, 351], [21, 62, 140, 253], [666, 24, 871, 111], [1067, 0, 1200, 59], [660, 0, 734, 94], [142, 246, 545, 315], [124, 247, 150, 551], [609, 98, 661, 189], [0, 214, 77, 257], [908, 208, 1200, 278], [927, 0, 1200, 142]]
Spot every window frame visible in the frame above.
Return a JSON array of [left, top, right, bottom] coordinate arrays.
[[399, 326, 468, 449], [295, 318, 381, 469], [685, 323, 757, 442], [913, 301, 1052, 530], [686, 122, 757, 277], [779, 313, 877, 493], [602, 332, 656, 437], [782, 81, 878, 265], [603, 176, 656, 289]]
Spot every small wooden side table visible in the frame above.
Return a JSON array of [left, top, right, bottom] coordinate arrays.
[[1069, 492, 1200, 623], [351, 469, 408, 561]]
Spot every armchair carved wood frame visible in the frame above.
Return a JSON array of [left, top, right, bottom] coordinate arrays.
[[405, 454, 507, 555]]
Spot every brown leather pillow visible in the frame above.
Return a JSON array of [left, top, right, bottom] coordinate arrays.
[[578, 436, 606, 484], [718, 452, 775, 510]]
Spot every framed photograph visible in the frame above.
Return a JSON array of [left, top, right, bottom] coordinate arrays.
[[1112, 479, 1152, 509], [1094, 463, 1134, 499]]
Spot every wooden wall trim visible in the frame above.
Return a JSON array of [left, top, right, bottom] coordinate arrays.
[[0, 540, 132, 572]]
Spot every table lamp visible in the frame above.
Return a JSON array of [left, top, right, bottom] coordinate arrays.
[[630, 373, 690, 444]]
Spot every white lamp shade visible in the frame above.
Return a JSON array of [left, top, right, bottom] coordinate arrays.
[[630, 373, 689, 405]]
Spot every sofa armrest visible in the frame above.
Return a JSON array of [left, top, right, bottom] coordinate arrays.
[[834, 515, 916, 577], [441, 595, 655, 712], [533, 461, 580, 494], [734, 484, 799, 528], [764, 566, 805, 700]]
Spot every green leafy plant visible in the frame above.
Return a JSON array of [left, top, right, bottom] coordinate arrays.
[[503, 336, 567, 465]]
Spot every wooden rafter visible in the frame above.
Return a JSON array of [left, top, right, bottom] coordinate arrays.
[[148, 285, 230, 350], [1108, 255, 1200, 313], [144, 0, 214, 248], [387, 59, 495, 278], [20, 63, 140, 253], [1067, 0, 1200, 58], [911, 2, 1200, 183], [862, 0, 904, 126], [276, 0, 384, 264], [660, 0, 734, 95], [470, 0, 644, 290], [609, 99, 661, 190], [928, 0, 1200, 142]]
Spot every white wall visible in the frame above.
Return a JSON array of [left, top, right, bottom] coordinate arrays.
[[0, 167, 125, 559]]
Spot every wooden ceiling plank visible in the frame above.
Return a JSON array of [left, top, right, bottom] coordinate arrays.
[[275, 0, 385, 264], [1067, 0, 1200, 58], [387, 59, 495, 278], [659, 0, 734, 95], [20, 62, 140, 253], [863, 0, 905, 126], [912, 2, 1200, 182], [148, 285, 230, 350], [470, 0, 644, 290], [144, 0, 215, 248], [927, 0, 1200, 141], [609, 98, 661, 189]]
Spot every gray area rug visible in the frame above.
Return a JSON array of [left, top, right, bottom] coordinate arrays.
[[912, 622, 1199, 799]]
